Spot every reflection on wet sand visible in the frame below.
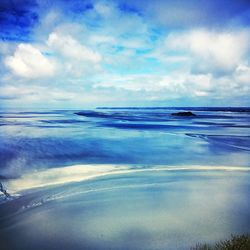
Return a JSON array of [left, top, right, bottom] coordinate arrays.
[[0, 167, 250, 250]]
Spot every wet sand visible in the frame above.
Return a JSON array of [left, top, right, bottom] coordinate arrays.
[[1, 165, 250, 250]]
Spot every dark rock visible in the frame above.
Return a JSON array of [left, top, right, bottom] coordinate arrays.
[[171, 111, 196, 117], [0, 182, 11, 198]]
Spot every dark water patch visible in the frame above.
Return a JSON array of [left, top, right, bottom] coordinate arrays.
[[101, 123, 173, 130], [76, 111, 170, 122], [99, 122, 204, 131], [221, 124, 250, 128], [0, 132, 229, 178], [191, 114, 235, 119], [31, 125, 65, 129], [0, 121, 30, 126], [76, 111, 110, 118], [40, 119, 88, 124], [193, 121, 237, 126]]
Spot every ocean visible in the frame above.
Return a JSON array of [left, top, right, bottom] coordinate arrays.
[[0, 107, 250, 249]]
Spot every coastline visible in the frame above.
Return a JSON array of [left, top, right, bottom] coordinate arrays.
[[4, 164, 250, 193]]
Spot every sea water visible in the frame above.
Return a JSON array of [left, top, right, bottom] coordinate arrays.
[[0, 108, 249, 249]]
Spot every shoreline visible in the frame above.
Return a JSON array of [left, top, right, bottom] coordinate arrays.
[[4, 164, 250, 193]]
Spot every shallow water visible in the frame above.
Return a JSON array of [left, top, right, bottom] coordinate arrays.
[[0, 108, 249, 178], [0, 108, 250, 249]]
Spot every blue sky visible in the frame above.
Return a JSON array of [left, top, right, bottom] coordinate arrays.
[[0, 0, 250, 108]]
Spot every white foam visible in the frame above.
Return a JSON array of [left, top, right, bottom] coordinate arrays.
[[5, 164, 250, 192]]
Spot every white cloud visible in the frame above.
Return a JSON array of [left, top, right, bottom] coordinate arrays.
[[0, 85, 33, 99], [4, 44, 55, 78], [165, 29, 250, 73], [94, 1, 114, 17], [47, 32, 102, 63], [92, 68, 248, 102], [234, 64, 250, 84], [0, 84, 78, 104], [0, 41, 14, 55], [1, 1, 250, 108], [89, 35, 116, 45]]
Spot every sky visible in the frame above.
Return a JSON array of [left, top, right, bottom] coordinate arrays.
[[0, 0, 250, 108]]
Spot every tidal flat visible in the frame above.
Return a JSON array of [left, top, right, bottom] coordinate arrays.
[[0, 108, 250, 249]]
